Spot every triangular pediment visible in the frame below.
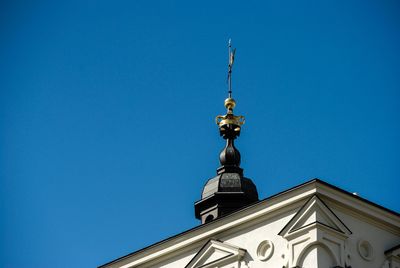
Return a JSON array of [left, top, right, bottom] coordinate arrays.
[[279, 195, 351, 238], [185, 240, 246, 268], [385, 244, 400, 257]]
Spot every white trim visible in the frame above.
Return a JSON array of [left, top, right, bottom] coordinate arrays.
[[185, 240, 245, 268]]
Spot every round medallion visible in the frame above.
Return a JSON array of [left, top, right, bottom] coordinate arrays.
[[256, 240, 274, 261], [357, 240, 374, 261]]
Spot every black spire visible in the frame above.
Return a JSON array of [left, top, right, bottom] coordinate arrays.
[[194, 41, 259, 224]]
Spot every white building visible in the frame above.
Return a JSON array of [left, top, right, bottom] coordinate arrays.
[[99, 48, 400, 268], [100, 178, 400, 268]]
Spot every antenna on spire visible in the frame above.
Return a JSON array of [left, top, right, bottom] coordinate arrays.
[[227, 39, 236, 98]]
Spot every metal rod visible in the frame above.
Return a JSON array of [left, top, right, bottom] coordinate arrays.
[[228, 39, 232, 98]]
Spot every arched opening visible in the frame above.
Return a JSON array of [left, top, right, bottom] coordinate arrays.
[[205, 215, 214, 223], [297, 243, 338, 267]]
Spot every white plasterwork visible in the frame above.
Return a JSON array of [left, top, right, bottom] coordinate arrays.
[[185, 239, 246, 268], [279, 195, 351, 267]]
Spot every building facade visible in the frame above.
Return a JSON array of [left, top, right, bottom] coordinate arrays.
[[100, 179, 400, 268]]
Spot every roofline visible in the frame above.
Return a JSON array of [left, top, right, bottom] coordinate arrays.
[[98, 178, 316, 267], [314, 179, 400, 218], [99, 178, 400, 267], [385, 243, 400, 255]]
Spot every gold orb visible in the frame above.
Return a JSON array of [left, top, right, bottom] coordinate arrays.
[[224, 98, 236, 110]]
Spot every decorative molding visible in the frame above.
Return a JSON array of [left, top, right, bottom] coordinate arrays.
[[279, 195, 352, 239], [185, 239, 246, 268], [256, 240, 274, 261], [357, 239, 374, 261], [297, 242, 338, 267], [384, 244, 400, 268], [279, 195, 351, 267]]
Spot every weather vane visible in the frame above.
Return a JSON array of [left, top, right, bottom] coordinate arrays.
[[227, 39, 236, 98], [215, 39, 245, 133]]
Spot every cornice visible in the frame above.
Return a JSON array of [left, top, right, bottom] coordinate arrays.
[[315, 181, 400, 235]]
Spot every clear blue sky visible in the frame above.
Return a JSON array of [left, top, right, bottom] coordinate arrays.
[[1, 0, 399, 267]]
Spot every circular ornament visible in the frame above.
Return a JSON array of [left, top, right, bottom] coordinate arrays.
[[256, 240, 274, 261], [357, 240, 374, 261]]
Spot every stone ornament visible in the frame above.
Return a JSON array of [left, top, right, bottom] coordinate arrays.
[[357, 240, 374, 261], [256, 240, 274, 261]]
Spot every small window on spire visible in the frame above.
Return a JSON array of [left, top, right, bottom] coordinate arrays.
[[205, 215, 214, 223]]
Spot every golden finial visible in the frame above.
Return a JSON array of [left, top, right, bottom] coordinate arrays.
[[224, 97, 236, 111], [215, 103, 245, 128]]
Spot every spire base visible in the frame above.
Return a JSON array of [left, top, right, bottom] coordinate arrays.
[[194, 174, 258, 224]]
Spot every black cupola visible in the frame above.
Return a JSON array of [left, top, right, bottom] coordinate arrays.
[[194, 41, 259, 224]]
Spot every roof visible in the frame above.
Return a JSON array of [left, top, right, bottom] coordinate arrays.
[[99, 178, 400, 268], [385, 243, 400, 255]]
